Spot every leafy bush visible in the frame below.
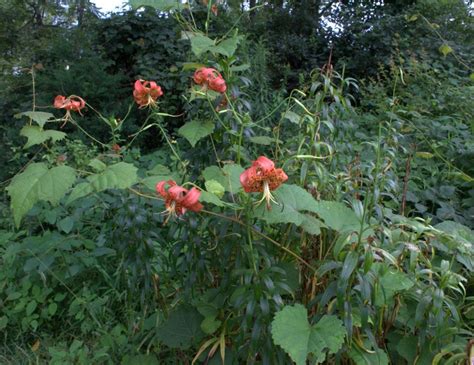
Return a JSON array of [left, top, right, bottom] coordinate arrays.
[[0, 1, 473, 364]]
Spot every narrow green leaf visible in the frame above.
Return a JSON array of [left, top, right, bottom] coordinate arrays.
[[349, 341, 389, 365], [230, 64, 250, 72], [248, 136, 275, 145]]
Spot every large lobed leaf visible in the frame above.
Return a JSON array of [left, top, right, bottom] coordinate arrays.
[[271, 304, 345, 365], [186, 32, 242, 57], [67, 162, 138, 204], [254, 184, 359, 234], [15, 111, 55, 128], [178, 120, 214, 147], [202, 164, 244, 195], [20, 125, 66, 149], [87, 162, 138, 191], [156, 305, 204, 349], [7, 163, 76, 227]]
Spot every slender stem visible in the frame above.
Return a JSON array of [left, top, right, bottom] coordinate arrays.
[[225, 94, 246, 163], [70, 118, 107, 148], [201, 209, 316, 272], [206, 94, 230, 132], [31, 66, 36, 113], [246, 225, 258, 275], [210, 135, 223, 169], [237, 121, 244, 165], [204, 0, 211, 35], [127, 113, 154, 148], [219, 5, 265, 41], [127, 188, 315, 272], [154, 121, 186, 170]]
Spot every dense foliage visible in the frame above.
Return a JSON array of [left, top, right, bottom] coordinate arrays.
[[1, 0, 473, 364]]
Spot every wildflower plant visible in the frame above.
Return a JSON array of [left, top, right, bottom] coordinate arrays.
[[2, 1, 473, 364]]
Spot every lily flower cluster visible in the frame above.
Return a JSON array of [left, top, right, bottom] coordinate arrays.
[[54, 76, 288, 223], [53, 66, 227, 117], [131, 67, 226, 110], [156, 156, 287, 222]]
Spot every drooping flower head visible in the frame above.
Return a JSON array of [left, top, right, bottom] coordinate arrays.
[[156, 180, 203, 222], [54, 95, 86, 127], [133, 79, 163, 108], [193, 67, 227, 93], [240, 156, 288, 209], [111, 144, 121, 153], [54, 95, 85, 113]]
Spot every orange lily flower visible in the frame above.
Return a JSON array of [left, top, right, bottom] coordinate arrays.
[[133, 79, 163, 108], [193, 67, 227, 93], [54, 95, 85, 113], [240, 156, 288, 209], [53, 95, 86, 127], [156, 180, 203, 222]]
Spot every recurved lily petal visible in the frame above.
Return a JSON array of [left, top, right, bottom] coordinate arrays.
[[253, 156, 275, 174], [168, 185, 188, 201], [193, 68, 210, 85], [54, 95, 67, 109], [209, 76, 226, 93], [156, 180, 176, 198], [181, 188, 203, 212]]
